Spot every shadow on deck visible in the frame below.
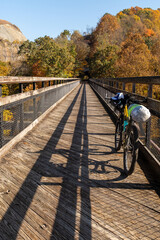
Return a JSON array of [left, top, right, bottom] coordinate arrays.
[[0, 83, 159, 240]]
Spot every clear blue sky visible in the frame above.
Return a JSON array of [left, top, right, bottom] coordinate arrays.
[[0, 0, 159, 41]]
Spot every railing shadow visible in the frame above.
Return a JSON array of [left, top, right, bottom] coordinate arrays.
[[51, 83, 91, 239], [0, 85, 84, 239]]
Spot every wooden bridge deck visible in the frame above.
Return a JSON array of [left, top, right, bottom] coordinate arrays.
[[0, 83, 160, 240]]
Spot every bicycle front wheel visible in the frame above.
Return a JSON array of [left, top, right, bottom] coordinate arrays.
[[123, 124, 139, 175], [115, 120, 123, 151]]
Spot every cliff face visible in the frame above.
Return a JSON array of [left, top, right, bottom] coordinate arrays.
[[0, 19, 27, 42], [0, 19, 27, 62]]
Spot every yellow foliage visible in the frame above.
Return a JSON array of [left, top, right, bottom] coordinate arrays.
[[134, 15, 140, 22], [3, 110, 13, 121], [116, 11, 126, 19], [3, 129, 11, 136], [2, 84, 9, 97], [0, 61, 11, 76], [153, 85, 160, 100]]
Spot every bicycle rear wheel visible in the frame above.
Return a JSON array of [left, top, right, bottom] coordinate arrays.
[[123, 124, 139, 175], [115, 119, 123, 151]]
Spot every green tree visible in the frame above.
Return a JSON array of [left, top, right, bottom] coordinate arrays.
[[19, 36, 76, 77], [71, 31, 90, 76], [89, 45, 119, 78]]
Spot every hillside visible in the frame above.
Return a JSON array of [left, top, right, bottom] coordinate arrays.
[[88, 7, 160, 78]]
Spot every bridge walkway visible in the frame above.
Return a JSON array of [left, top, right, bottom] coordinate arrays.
[[0, 83, 159, 240]]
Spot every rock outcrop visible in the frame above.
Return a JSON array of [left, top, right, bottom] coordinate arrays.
[[0, 19, 27, 42], [0, 19, 27, 62]]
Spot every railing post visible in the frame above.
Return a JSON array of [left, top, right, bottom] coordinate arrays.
[[116, 82, 119, 89], [148, 84, 152, 98], [122, 82, 125, 91], [145, 120, 151, 148], [33, 82, 36, 120], [48, 81, 51, 86], [19, 83, 23, 93], [0, 84, 2, 97], [19, 83, 24, 131], [42, 81, 45, 88], [19, 104, 24, 131], [132, 83, 136, 93], [33, 82, 36, 90], [145, 84, 152, 149]]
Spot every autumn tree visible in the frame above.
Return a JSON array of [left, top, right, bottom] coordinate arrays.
[[19, 36, 76, 77], [54, 30, 72, 49], [89, 45, 119, 78], [90, 14, 120, 56], [71, 30, 90, 76], [118, 14, 146, 40], [117, 7, 160, 38], [115, 33, 158, 77]]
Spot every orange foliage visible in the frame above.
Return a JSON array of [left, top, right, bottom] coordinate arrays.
[[94, 14, 120, 36], [130, 7, 143, 15], [32, 60, 46, 77], [115, 33, 155, 77], [145, 29, 155, 37], [90, 14, 120, 55]]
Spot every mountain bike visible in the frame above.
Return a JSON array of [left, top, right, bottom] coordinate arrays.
[[107, 93, 150, 175]]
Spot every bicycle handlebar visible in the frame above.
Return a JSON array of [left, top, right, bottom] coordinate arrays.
[[109, 94, 148, 111]]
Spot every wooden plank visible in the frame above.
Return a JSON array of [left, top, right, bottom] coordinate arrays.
[[0, 173, 58, 239], [0, 197, 38, 240]]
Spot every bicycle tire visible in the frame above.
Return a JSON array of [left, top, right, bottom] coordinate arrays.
[[123, 124, 139, 175], [115, 119, 123, 151]]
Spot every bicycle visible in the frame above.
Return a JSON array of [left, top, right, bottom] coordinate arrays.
[[107, 93, 151, 175]]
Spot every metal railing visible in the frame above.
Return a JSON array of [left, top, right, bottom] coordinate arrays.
[[0, 76, 79, 96], [0, 77, 80, 150], [89, 77, 160, 173]]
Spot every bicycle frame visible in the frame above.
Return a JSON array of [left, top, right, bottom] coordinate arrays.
[[117, 104, 136, 149]]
